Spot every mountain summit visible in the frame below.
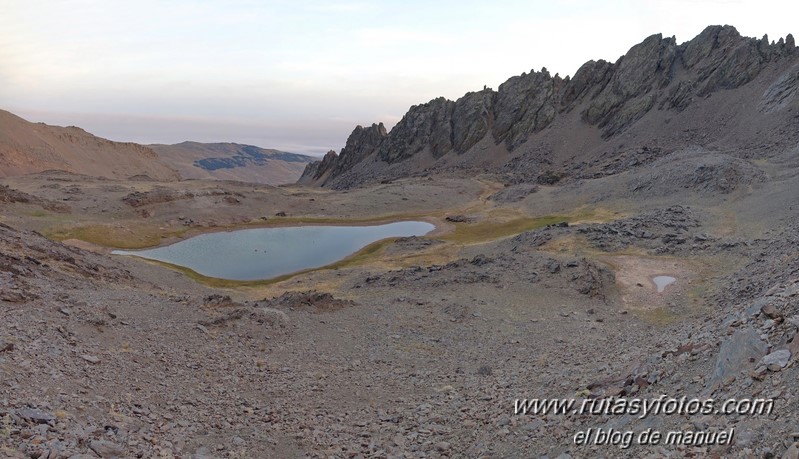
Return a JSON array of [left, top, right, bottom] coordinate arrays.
[[299, 25, 798, 189]]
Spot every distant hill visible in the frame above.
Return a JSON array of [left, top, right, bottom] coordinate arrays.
[[150, 141, 315, 184], [300, 25, 799, 189], [0, 110, 180, 181]]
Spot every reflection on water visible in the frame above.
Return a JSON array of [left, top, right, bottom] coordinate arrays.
[[652, 275, 676, 293], [112, 221, 434, 281]]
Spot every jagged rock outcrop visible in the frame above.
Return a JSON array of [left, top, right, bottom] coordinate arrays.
[[560, 60, 614, 111], [332, 123, 387, 177], [493, 69, 562, 149], [452, 89, 495, 153], [583, 34, 676, 136], [300, 25, 798, 188], [300, 123, 388, 186], [376, 98, 455, 163], [298, 149, 338, 184]]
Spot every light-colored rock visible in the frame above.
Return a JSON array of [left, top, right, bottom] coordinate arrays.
[[761, 349, 791, 371]]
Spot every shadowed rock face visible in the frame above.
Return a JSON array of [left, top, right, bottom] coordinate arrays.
[[376, 97, 456, 163], [334, 124, 387, 175], [493, 69, 562, 149], [583, 34, 677, 136], [300, 25, 798, 188]]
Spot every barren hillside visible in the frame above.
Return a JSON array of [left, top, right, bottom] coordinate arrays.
[[150, 142, 314, 184], [0, 110, 180, 181]]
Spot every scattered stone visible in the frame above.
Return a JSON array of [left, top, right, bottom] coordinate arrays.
[[783, 443, 799, 459], [435, 441, 451, 452], [251, 307, 289, 328], [88, 439, 125, 458], [477, 365, 492, 376], [761, 303, 783, 320], [16, 408, 55, 424], [761, 349, 791, 371], [80, 355, 100, 364], [445, 215, 474, 223], [710, 328, 768, 388]]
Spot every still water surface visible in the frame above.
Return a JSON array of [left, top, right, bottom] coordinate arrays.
[[112, 221, 434, 280], [652, 275, 677, 293]]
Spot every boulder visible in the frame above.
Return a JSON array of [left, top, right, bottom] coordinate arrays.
[[709, 327, 768, 388]]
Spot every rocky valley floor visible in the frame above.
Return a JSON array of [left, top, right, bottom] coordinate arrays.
[[1, 156, 799, 458]]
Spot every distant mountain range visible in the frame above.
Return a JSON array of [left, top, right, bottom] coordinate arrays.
[[149, 142, 314, 184], [300, 25, 799, 189], [0, 110, 314, 184]]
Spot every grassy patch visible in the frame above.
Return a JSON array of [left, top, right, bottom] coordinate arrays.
[[45, 224, 189, 249], [441, 215, 569, 245], [636, 307, 681, 326]]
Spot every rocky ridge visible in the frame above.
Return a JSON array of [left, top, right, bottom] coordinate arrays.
[[300, 25, 799, 189]]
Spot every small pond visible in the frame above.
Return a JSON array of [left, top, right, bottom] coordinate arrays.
[[652, 275, 677, 293], [112, 221, 435, 281]]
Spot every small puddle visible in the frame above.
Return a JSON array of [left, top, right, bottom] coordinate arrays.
[[652, 275, 676, 293]]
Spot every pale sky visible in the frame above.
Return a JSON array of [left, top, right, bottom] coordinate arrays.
[[1, 1, 796, 155]]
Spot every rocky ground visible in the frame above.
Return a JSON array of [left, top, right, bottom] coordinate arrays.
[[1, 152, 799, 458]]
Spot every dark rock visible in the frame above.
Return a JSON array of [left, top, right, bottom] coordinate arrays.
[[16, 408, 55, 424], [452, 89, 494, 153], [537, 170, 565, 185], [445, 215, 474, 223], [487, 184, 538, 203], [203, 294, 235, 308], [493, 68, 560, 149], [470, 254, 493, 266], [88, 439, 126, 458], [331, 123, 388, 179], [299, 149, 338, 183], [299, 25, 798, 188], [477, 365, 493, 376], [761, 303, 783, 320], [584, 33, 676, 137], [561, 60, 613, 110], [377, 97, 456, 163], [709, 328, 768, 389]]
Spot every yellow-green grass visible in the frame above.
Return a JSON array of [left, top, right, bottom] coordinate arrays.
[[45, 224, 191, 249], [635, 307, 681, 326], [441, 215, 570, 245]]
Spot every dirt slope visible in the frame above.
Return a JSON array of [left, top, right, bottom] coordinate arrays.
[[0, 110, 180, 181]]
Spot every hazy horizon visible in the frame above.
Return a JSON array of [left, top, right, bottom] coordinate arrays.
[[1, 0, 796, 156]]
